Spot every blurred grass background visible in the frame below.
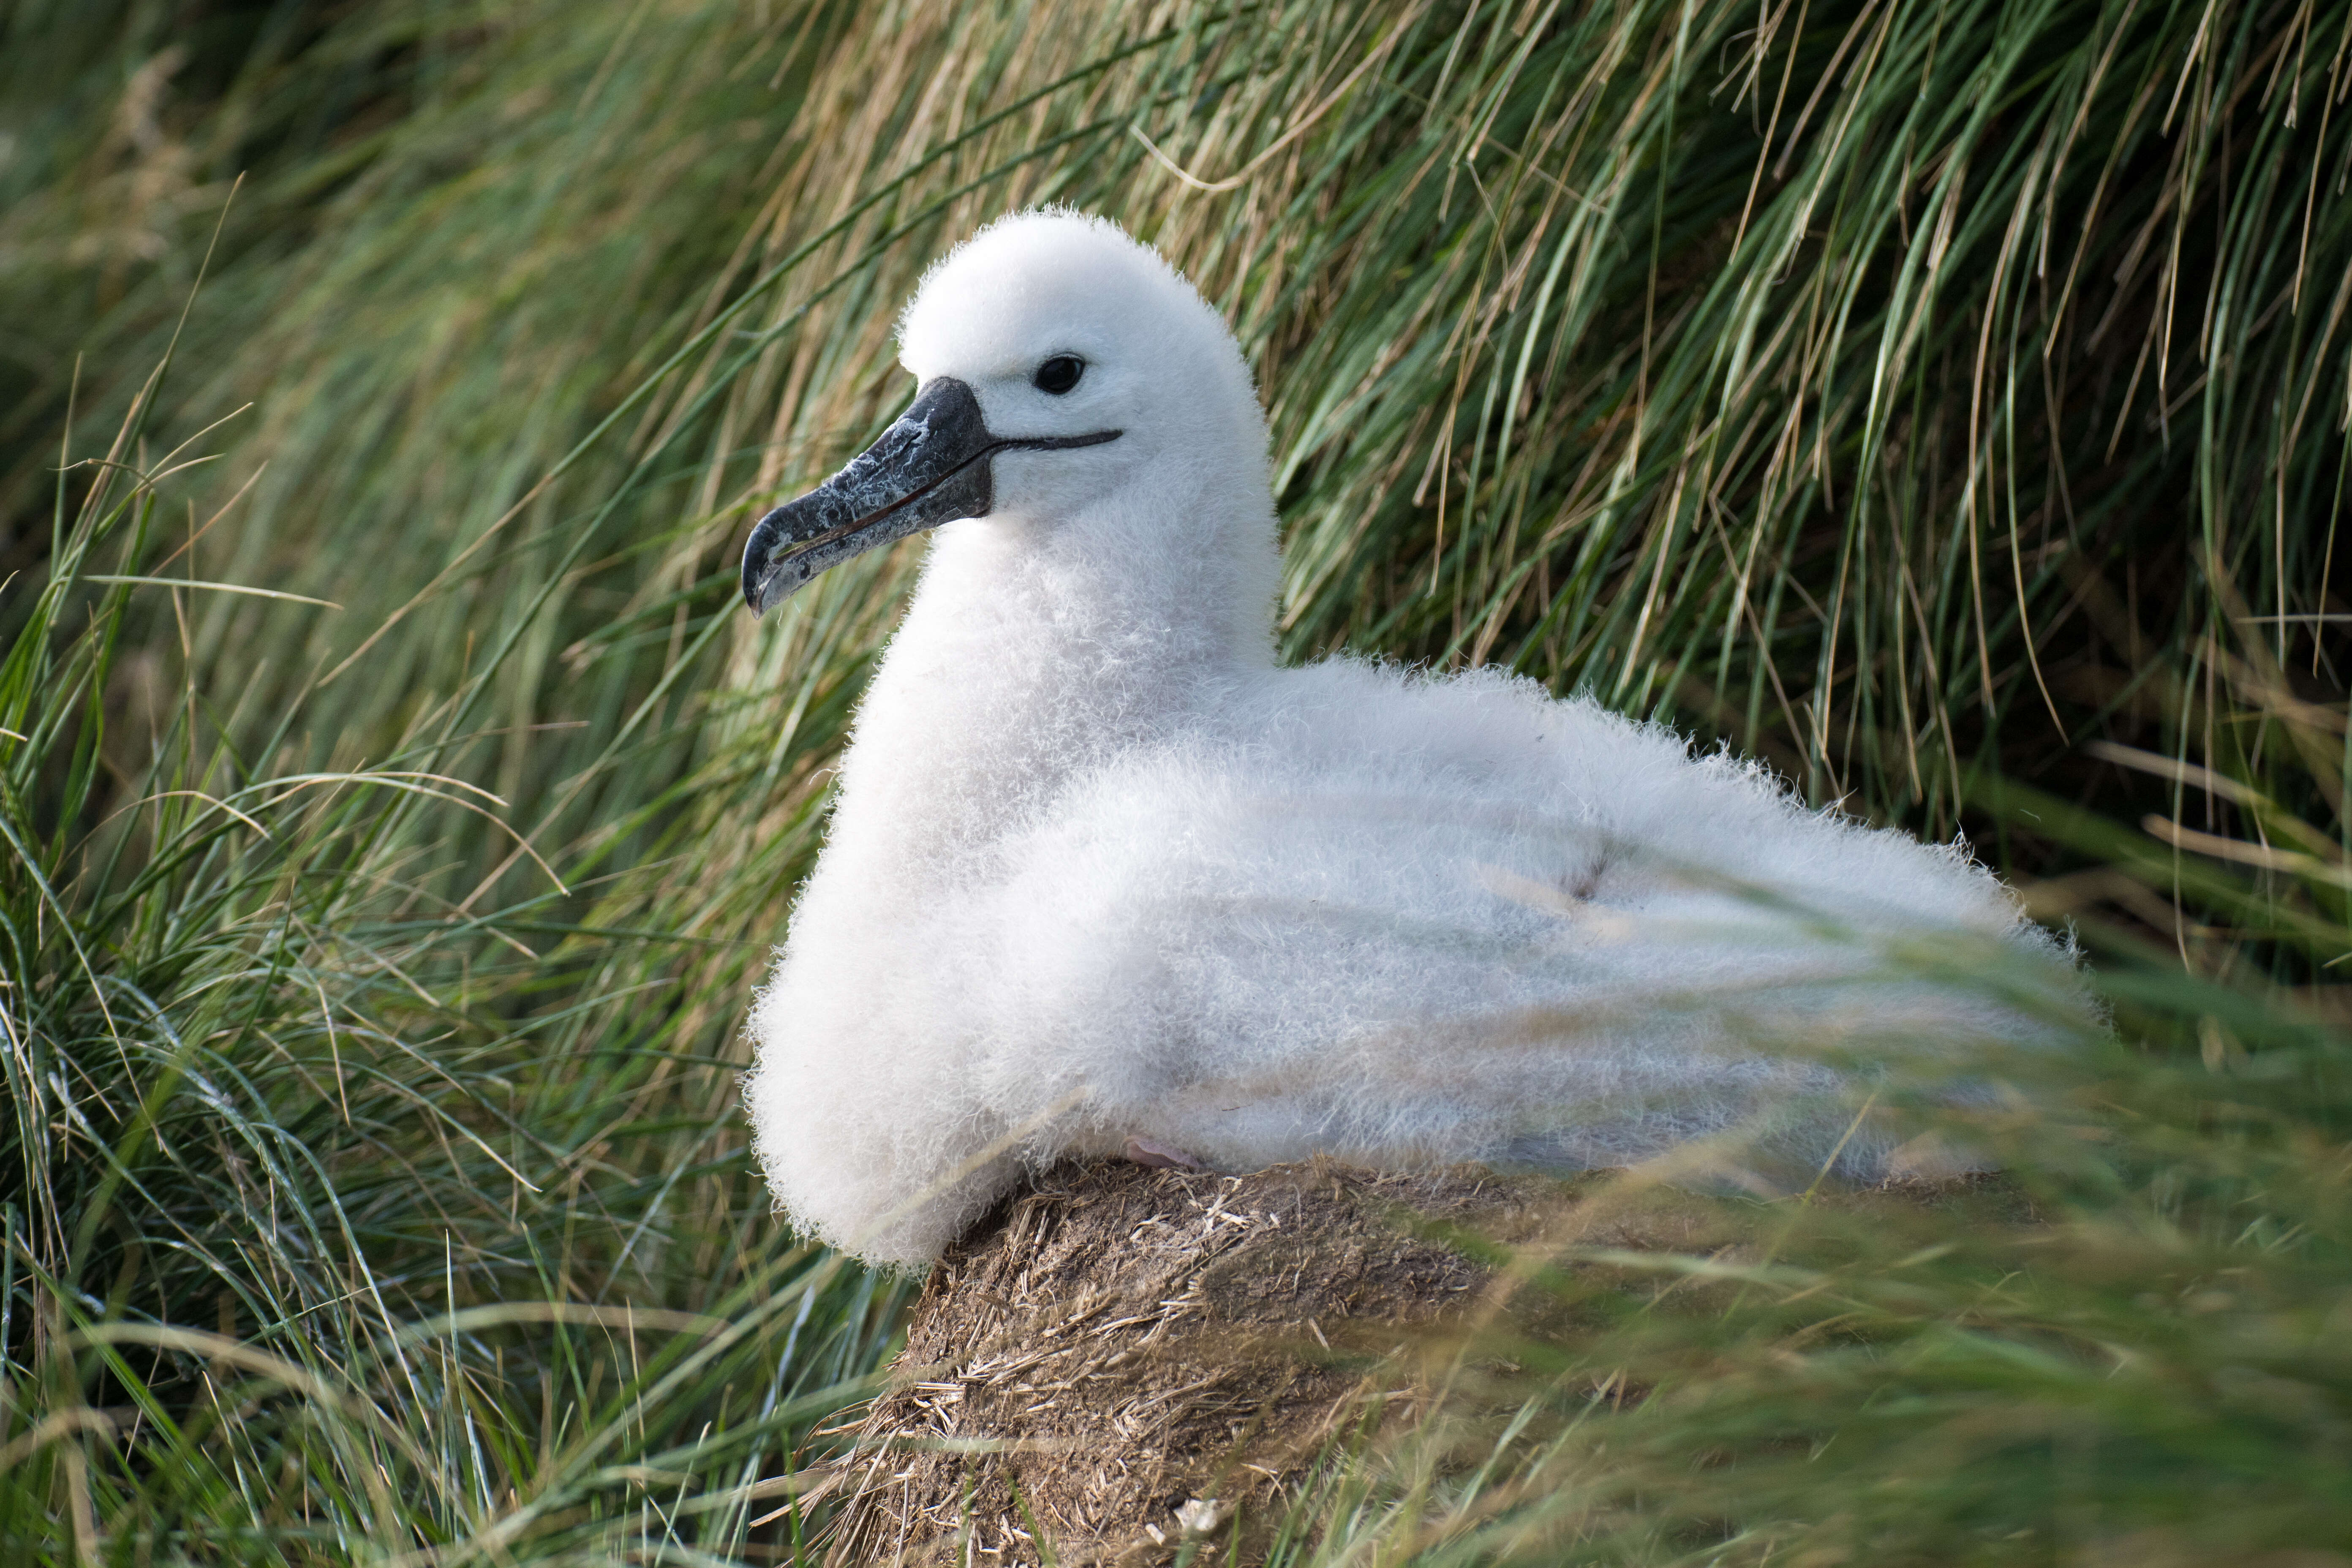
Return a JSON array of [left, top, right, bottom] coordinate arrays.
[[0, 0, 2346, 1561]]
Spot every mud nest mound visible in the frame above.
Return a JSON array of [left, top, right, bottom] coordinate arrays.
[[808, 1158, 2031, 1565], [808, 1158, 1720, 1565]]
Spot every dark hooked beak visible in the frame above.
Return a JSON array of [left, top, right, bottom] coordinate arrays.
[[740, 376, 1122, 615]]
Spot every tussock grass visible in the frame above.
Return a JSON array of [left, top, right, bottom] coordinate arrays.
[[1, 332, 907, 1558], [0, 0, 2345, 1561]]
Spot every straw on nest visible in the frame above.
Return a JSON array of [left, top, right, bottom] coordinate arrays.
[[806, 1157, 1723, 1565]]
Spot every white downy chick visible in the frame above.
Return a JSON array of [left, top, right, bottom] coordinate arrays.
[[739, 210, 2080, 1269]]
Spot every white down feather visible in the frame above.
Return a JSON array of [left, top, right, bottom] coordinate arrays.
[[743, 210, 2080, 1268]]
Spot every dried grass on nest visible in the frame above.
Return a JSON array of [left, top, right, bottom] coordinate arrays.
[[806, 1157, 1507, 1564], [811, 1157, 2017, 1565]]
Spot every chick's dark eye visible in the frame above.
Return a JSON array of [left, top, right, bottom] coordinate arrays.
[[1032, 355, 1085, 395]]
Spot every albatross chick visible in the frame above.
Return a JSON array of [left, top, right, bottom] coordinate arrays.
[[739, 210, 2080, 1269]]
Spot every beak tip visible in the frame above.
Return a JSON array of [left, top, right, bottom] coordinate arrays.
[[742, 507, 789, 616]]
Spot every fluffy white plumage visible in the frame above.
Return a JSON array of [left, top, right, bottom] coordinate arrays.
[[743, 211, 2073, 1268]]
